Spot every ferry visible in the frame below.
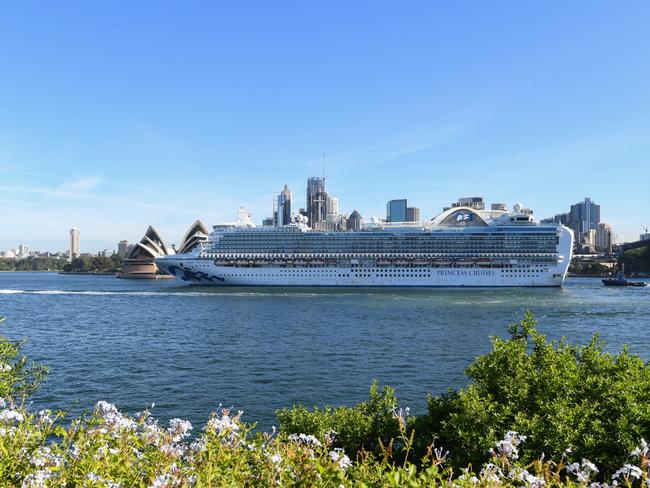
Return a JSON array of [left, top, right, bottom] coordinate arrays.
[[155, 205, 573, 287]]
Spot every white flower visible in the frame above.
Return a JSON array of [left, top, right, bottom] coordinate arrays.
[[480, 463, 504, 482], [492, 431, 526, 460], [329, 448, 352, 470], [567, 459, 598, 482], [631, 438, 649, 458], [168, 418, 192, 442], [38, 410, 53, 425], [208, 413, 240, 434], [0, 408, 24, 423], [161, 443, 187, 457], [613, 464, 643, 480], [149, 474, 170, 488], [324, 429, 337, 445], [0, 363, 12, 372], [271, 453, 282, 464], [95, 401, 136, 431], [524, 473, 546, 487], [21, 469, 53, 488], [288, 433, 322, 448]]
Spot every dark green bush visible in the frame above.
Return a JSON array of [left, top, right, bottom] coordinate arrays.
[[276, 381, 401, 455], [421, 311, 650, 475]]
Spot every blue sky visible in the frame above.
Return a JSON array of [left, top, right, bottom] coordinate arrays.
[[1, 1, 649, 252]]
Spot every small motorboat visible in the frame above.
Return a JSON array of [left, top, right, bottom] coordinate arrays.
[[602, 271, 647, 287]]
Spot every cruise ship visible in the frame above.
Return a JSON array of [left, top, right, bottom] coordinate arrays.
[[155, 204, 573, 287]]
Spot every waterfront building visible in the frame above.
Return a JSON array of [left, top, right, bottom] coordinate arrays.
[[276, 185, 292, 226], [581, 229, 596, 252], [569, 197, 600, 237], [176, 220, 209, 254], [119, 226, 173, 279], [69, 228, 80, 258], [18, 244, 30, 257], [406, 207, 421, 222], [262, 217, 274, 227], [386, 199, 407, 222], [346, 210, 363, 231], [596, 223, 613, 253], [306, 177, 328, 228], [118, 240, 129, 257]]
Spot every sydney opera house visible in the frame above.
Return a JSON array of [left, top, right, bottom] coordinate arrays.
[[118, 220, 208, 279]]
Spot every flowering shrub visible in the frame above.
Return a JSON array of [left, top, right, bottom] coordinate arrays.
[[2, 314, 650, 486]]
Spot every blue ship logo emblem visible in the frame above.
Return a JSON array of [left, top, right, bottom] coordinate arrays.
[[455, 213, 473, 222]]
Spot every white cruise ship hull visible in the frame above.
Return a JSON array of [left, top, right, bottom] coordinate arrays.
[[155, 259, 568, 287]]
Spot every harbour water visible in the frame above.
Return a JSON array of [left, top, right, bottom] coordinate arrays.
[[1, 272, 649, 430]]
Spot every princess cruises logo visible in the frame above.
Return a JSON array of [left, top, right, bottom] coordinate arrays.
[[455, 213, 473, 222]]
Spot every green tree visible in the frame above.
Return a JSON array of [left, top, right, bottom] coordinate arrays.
[[620, 245, 650, 275]]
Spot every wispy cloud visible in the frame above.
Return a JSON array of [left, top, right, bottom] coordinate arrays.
[[57, 177, 103, 193]]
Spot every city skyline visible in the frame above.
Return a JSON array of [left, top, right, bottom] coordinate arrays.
[[1, 2, 649, 250]]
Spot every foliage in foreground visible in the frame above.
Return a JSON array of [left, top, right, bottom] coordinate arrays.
[[2, 314, 650, 486], [280, 313, 650, 476]]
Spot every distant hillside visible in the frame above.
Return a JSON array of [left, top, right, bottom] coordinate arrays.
[[620, 244, 650, 274]]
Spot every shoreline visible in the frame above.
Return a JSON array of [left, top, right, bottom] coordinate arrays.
[[58, 271, 117, 275]]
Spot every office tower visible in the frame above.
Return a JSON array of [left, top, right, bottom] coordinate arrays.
[[276, 185, 292, 226], [306, 177, 327, 228], [569, 197, 600, 237], [347, 210, 363, 231], [386, 199, 407, 222], [326, 195, 339, 217], [118, 240, 129, 257], [406, 207, 421, 222], [596, 223, 613, 253], [69, 228, 80, 258]]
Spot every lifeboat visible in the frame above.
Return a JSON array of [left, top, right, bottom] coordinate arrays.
[[394, 259, 410, 266], [412, 259, 430, 266], [376, 259, 392, 266]]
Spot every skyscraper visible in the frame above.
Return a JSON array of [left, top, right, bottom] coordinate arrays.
[[276, 185, 292, 226], [406, 207, 421, 222], [386, 199, 407, 222], [347, 210, 363, 231], [118, 240, 129, 257], [70, 228, 80, 258], [306, 177, 327, 228], [569, 197, 600, 237], [326, 195, 339, 217], [596, 223, 613, 253]]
